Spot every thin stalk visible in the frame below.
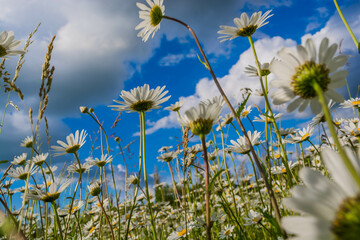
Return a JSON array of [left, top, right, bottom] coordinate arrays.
[[333, 0, 359, 51], [313, 81, 360, 187], [200, 135, 212, 240], [140, 111, 157, 240], [97, 196, 115, 240], [51, 202, 64, 240]]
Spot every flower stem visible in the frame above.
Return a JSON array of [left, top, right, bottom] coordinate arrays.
[[200, 135, 211, 240], [97, 196, 115, 240], [333, 0, 359, 52], [140, 111, 157, 240], [313, 81, 360, 187]]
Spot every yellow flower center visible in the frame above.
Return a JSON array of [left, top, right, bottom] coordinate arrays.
[[242, 111, 249, 117], [236, 25, 257, 37], [150, 5, 163, 27], [352, 100, 360, 106], [301, 133, 310, 141], [224, 229, 231, 235], [89, 226, 95, 233], [281, 168, 287, 173], [177, 228, 188, 237], [66, 144, 80, 154]]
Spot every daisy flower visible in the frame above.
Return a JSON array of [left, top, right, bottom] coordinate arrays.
[[32, 153, 49, 167], [289, 126, 314, 143], [253, 113, 283, 122], [26, 179, 72, 202], [244, 62, 270, 77], [51, 130, 87, 156], [11, 153, 27, 166], [241, 105, 252, 118], [20, 136, 33, 148], [109, 84, 170, 113], [270, 37, 348, 114], [88, 154, 113, 167], [0, 30, 26, 58], [67, 162, 92, 174], [164, 101, 183, 112], [282, 148, 360, 240], [8, 164, 38, 180], [88, 182, 101, 197], [218, 10, 273, 41], [228, 130, 261, 154], [157, 151, 178, 163], [243, 210, 263, 225], [179, 101, 222, 137], [341, 97, 360, 109], [135, 0, 165, 42], [343, 121, 360, 137]]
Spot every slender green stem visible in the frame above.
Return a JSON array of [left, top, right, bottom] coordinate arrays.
[[97, 196, 115, 240], [140, 111, 157, 240], [333, 0, 359, 52], [313, 81, 360, 187], [51, 202, 64, 240]]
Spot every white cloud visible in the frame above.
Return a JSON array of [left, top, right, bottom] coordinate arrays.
[[158, 54, 185, 66]]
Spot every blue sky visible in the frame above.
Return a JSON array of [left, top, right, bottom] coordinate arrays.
[[1, 0, 360, 189]]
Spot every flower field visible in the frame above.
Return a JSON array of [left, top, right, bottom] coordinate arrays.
[[1, 0, 360, 239]]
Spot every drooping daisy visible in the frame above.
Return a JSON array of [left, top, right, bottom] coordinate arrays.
[[179, 101, 222, 137], [157, 151, 178, 163], [253, 113, 283, 122], [244, 63, 270, 77], [218, 10, 273, 41], [26, 179, 72, 202], [51, 130, 87, 156], [88, 154, 113, 167], [67, 162, 92, 174], [164, 100, 183, 112], [11, 153, 27, 166], [88, 181, 102, 197], [270, 37, 348, 114], [109, 84, 170, 113], [135, 0, 165, 42], [20, 136, 33, 148], [341, 97, 360, 109], [282, 148, 360, 240], [32, 153, 49, 167], [8, 164, 38, 180], [0, 30, 26, 58]]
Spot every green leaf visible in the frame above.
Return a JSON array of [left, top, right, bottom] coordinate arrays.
[[0, 160, 9, 164], [236, 93, 251, 118], [207, 169, 225, 193], [197, 54, 210, 70]]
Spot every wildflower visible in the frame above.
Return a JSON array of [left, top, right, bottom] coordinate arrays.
[[179, 101, 222, 137], [32, 153, 48, 166], [277, 127, 295, 137], [253, 113, 282, 122], [240, 105, 252, 118], [8, 164, 38, 180], [341, 97, 360, 109], [135, 0, 165, 42], [310, 99, 336, 127], [289, 126, 314, 143], [89, 154, 113, 167], [127, 174, 139, 186], [109, 84, 170, 113], [0, 30, 26, 58], [12, 153, 27, 166], [168, 224, 193, 239], [157, 151, 178, 163], [20, 136, 33, 148], [51, 130, 87, 156], [88, 181, 101, 196], [79, 106, 89, 113], [244, 63, 270, 77], [343, 122, 360, 137], [243, 210, 263, 225], [282, 148, 360, 240], [164, 101, 183, 112], [228, 130, 261, 154], [44, 165, 57, 175], [158, 145, 172, 152], [219, 225, 235, 239], [26, 179, 72, 202], [270, 38, 348, 114], [67, 162, 92, 174], [218, 10, 273, 41]]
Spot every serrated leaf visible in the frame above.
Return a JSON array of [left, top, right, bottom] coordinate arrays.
[[236, 93, 251, 117], [207, 169, 225, 193]]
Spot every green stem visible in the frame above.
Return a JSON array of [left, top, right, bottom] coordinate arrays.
[[51, 202, 64, 240], [140, 111, 157, 240], [333, 0, 359, 52], [313, 81, 360, 187]]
